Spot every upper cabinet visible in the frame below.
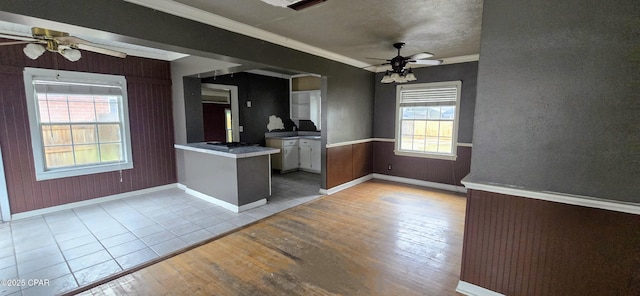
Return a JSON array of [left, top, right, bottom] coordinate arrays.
[[291, 75, 321, 130]]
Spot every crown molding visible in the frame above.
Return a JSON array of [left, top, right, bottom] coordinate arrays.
[[124, 0, 372, 70]]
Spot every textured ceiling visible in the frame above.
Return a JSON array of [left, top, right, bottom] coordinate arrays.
[[172, 0, 484, 64]]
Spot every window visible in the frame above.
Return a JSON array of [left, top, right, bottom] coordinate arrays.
[[23, 68, 133, 180], [395, 81, 461, 160], [225, 108, 233, 142]]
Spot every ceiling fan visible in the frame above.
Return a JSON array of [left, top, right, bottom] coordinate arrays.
[[370, 42, 442, 83], [0, 27, 126, 62]]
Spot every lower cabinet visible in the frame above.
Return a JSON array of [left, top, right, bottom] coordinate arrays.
[[299, 139, 321, 173], [267, 137, 320, 173], [266, 138, 299, 173]]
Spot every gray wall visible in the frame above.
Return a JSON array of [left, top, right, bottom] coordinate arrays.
[[373, 62, 478, 143], [469, 0, 640, 202], [201, 73, 293, 146], [184, 77, 205, 143]]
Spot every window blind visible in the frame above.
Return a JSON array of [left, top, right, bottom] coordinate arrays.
[[33, 80, 123, 96], [399, 86, 458, 105]]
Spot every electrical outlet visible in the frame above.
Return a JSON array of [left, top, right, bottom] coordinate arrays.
[[388, 164, 392, 170]]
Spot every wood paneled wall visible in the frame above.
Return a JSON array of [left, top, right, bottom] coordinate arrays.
[[373, 141, 471, 185], [326, 142, 372, 188], [461, 189, 640, 295], [0, 42, 176, 214], [327, 140, 470, 189]]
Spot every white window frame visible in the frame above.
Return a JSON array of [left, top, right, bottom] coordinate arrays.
[[23, 68, 133, 181], [394, 81, 462, 161]]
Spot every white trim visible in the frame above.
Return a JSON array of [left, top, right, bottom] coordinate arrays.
[[394, 81, 462, 162], [11, 184, 178, 220], [245, 69, 293, 79], [182, 185, 266, 213], [0, 146, 10, 222], [123, 0, 371, 70], [372, 138, 395, 143], [325, 138, 373, 148], [324, 138, 473, 149], [463, 180, 640, 215], [373, 174, 467, 193], [441, 54, 480, 65], [324, 174, 374, 195], [320, 173, 467, 195], [23, 68, 134, 181], [456, 281, 505, 296]]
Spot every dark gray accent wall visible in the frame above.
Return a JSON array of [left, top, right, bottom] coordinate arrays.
[[469, 0, 640, 202], [184, 77, 204, 143], [0, 0, 374, 144], [373, 62, 478, 143], [201, 73, 293, 146]]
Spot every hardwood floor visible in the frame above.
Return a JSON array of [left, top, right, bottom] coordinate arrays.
[[73, 180, 466, 296]]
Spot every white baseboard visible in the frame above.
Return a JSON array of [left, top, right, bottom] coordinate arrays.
[[373, 174, 467, 194], [322, 174, 374, 195], [181, 185, 265, 213], [11, 183, 179, 221], [319, 174, 468, 195], [456, 281, 505, 296]]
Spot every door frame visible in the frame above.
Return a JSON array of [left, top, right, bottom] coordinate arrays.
[[201, 83, 240, 142], [0, 146, 10, 222]]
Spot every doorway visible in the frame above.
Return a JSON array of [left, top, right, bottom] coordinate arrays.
[[201, 83, 240, 142]]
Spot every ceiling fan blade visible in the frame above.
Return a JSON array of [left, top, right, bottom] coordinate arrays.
[[410, 59, 443, 65], [0, 40, 32, 46], [361, 62, 391, 70], [409, 52, 434, 60], [55, 36, 127, 58], [74, 43, 127, 58], [0, 33, 38, 42], [366, 57, 391, 61]]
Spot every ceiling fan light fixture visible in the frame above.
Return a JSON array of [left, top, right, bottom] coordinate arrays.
[[405, 69, 417, 81], [381, 71, 394, 83], [23, 43, 45, 60], [60, 48, 82, 62]]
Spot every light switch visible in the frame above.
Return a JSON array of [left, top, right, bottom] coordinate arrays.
[[239, 126, 244, 132], [246, 101, 252, 107]]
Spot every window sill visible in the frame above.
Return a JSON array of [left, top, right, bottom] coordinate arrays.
[[393, 150, 457, 161], [35, 162, 133, 181]]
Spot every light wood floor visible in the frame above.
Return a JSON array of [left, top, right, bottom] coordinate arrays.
[[74, 180, 466, 296]]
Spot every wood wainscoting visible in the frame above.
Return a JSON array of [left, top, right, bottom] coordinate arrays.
[[460, 189, 640, 295], [373, 141, 471, 186], [326, 140, 471, 191], [326, 142, 373, 188]]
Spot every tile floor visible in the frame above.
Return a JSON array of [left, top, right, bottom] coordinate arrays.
[[0, 171, 321, 296]]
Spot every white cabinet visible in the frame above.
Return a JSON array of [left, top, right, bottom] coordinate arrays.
[[291, 90, 321, 129], [283, 145, 299, 172], [267, 137, 321, 174], [266, 138, 299, 173], [299, 138, 321, 173]]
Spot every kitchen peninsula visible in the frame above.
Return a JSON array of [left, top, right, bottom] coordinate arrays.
[[174, 142, 279, 212]]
